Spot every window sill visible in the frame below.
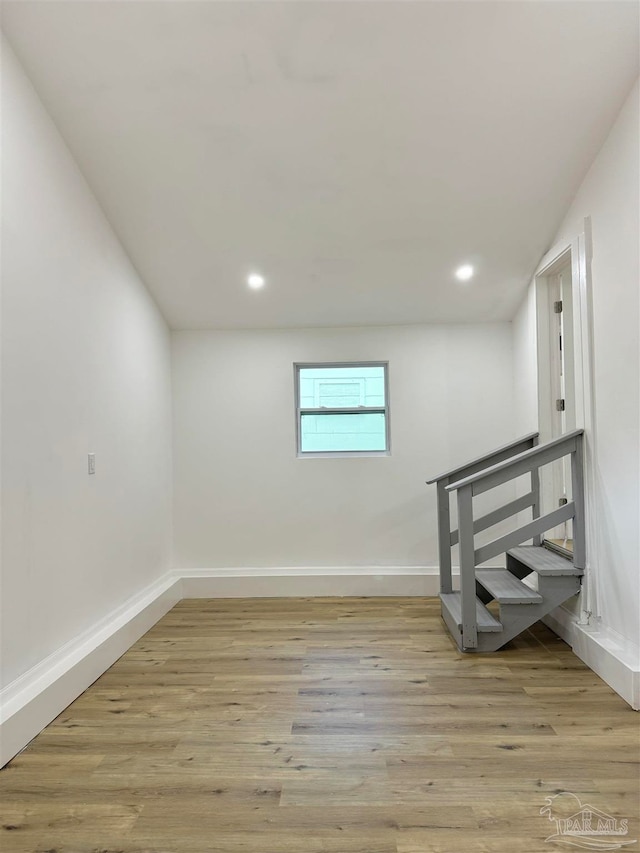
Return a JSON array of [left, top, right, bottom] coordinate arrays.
[[297, 450, 391, 459]]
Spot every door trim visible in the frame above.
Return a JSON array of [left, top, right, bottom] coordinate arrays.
[[534, 217, 597, 618]]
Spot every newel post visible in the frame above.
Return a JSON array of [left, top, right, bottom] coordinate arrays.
[[457, 483, 478, 649], [437, 481, 453, 593], [530, 434, 542, 546], [572, 432, 586, 570], [530, 465, 543, 546]]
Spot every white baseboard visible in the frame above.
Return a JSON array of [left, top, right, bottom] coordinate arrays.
[[543, 607, 640, 710], [0, 565, 445, 767], [0, 573, 182, 768], [180, 565, 456, 598], [4, 566, 636, 769]]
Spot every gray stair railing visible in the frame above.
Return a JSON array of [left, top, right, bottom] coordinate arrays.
[[426, 432, 540, 596], [427, 429, 585, 650]]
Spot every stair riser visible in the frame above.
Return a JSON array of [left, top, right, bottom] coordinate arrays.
[[506, 560, 530, 582], [499, 596, 574, 632], [475, 581, 493, 606], [536, 575, 582, 600], [506, 551, 582, 578]]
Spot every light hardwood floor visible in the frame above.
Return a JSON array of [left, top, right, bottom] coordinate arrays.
[[1, 598, 638, 852]]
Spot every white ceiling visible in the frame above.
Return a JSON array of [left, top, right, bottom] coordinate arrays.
[[2, 1, 638, 329]]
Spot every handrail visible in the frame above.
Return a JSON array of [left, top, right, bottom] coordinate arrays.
[[426, 432, 538, 485], [427, 427, 586, 651], [428, 431, 539, 598], [446, 429, 584, 496]]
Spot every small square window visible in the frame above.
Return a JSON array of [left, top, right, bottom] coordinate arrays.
[[295, 363, 390, 455]]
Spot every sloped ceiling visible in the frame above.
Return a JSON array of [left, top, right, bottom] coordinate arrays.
[[2, 1, 638, 328]]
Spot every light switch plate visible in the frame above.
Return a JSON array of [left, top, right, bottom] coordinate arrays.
[[88, 453, 96, 475]]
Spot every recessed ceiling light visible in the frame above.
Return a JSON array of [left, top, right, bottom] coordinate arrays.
[[247, 273, 265, 290], [455, 264, 474, 281]]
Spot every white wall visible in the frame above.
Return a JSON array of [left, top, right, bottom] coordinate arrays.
[[1, 40, 173, 692], [512, 283, 538, 438], [512, 79, 640, 700], [172, 324, 515, 572]]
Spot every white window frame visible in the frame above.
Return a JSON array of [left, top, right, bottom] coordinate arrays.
[[294, 361, 391, 458]]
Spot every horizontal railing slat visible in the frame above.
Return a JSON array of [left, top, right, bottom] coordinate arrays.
[[449, 492, 535, 546], [445, 429, 584, 496], [426, 432, 538, 485], [474, 502, 575, 565]]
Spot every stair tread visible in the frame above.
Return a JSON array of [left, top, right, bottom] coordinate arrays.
[[507, 545, 583, 576], [476, 569, 543, 604], [440, 592, 502, 632]]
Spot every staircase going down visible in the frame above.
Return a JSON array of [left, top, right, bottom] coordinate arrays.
[[427, 431, 585, 653]]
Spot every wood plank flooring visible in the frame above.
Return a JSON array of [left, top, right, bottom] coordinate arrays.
[[1, 597, 638, 852]]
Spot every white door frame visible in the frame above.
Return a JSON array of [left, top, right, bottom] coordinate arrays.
[[534, 216, 598, 620]]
